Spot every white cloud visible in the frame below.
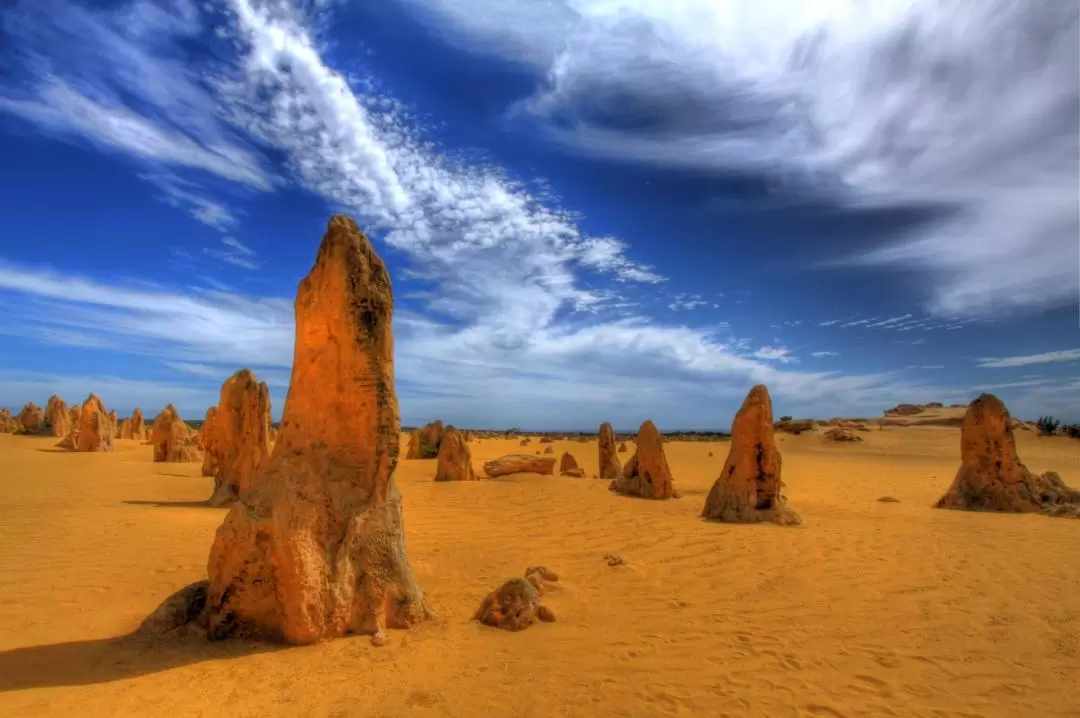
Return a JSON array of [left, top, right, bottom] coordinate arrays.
[[668, 293, 710, 311], [819, 319, 842, 327], [753, 345, 796, 364], [401, 0, 1080, 318], [977, 349, 1080, 369], [811, 351, 838, 358], [904, 364, 944, 370]]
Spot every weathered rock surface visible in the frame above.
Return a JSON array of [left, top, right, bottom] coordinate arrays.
[[44, 396, 70, 437], [16, 403, 44, 434], [58, 394, 115, 452], [151, 405, 201, 463], [702, 385, 801, 525], [886, 403, 925, 416], [774, 418, 815, 435], [143, 215, 431, 646], [483, 454, 556, 477], [559, 452, 585, 478], [934, 394, 1080, 516], [598, 422, 622, 479], [200, 407, 219, 477], [434, 426, 478, 482], [119, 408, 147, 441], [0, 409, 17, 433], [474, 567, 557, 631], [610, 421, 676, 499], [824, 427, 863, 443], [406, 420, 444, 459], [205, 369, 273, 507]]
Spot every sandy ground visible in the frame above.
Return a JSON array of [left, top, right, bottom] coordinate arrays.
[[1, 428, 1078, 718]]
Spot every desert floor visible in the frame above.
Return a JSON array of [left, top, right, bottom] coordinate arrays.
[[1, 428, 1078, 718]]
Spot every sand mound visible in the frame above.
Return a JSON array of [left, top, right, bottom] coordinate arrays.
[[702, 385, 800, 525], [934, 394, 1080, 516]]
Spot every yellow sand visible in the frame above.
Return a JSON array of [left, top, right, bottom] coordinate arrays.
[[1, 428, 1078, 717]]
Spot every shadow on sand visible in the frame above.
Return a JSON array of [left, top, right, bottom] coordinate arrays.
[[0, 629, 281, 692], [122, 500, 217, 509]]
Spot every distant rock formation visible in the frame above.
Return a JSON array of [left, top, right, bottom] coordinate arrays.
[[0, 409, 17, 433], [44, 395, 70, 437], [934, 394, 1080, 516], [559, 451, 585, 478], [474, 567, 557, 631], [151, 405, 201, 463], [886, 403, 925, 416], [617, 442, 628, 453], [609, 420, 676, 499], [543, 445, 554, 454], [434, 426, 478, 481], [119, 408, 147, 441], [538, 437, 553, 444], [598, 422, 621, 479], [774, 418, 815, 435], [57, 394, 115, 452], [140, 214, 430, 646], [205, 369, 273, 507], [519, 438, 531, 446], [16, 403, 44, 434], [702, 385, 800, 525], [200, 407, 219, 477], [823, 427, 863, 443], [483, 454, 556, 477], [406, 420, 444, 459]]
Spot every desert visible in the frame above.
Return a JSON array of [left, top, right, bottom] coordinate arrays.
[[1, 216, 1078, 718]]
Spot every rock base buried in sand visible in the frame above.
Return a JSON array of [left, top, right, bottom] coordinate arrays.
[[702, 385, 801, 526], [935, 394, 1080, 517], [878, 496, 901, 503], [824, 428, 863, 443], [603, 553, 627, 567], [609, 421, 677, 499], [559, 451, 585, 478], [483, 454, 556, 477], [475, 567, 558, 631]]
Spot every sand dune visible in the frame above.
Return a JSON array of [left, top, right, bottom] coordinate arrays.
[[1, 428, 1078, 717]]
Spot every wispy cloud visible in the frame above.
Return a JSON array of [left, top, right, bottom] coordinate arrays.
[[977, 349, 1080, 369], [905, 365, 945, 370], [753, 346, 796, 364], [668, 293, 710, 311], [811, 351, 839, 358]]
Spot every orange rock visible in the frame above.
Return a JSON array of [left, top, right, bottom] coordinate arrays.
[[935, 394, 1080, 516], [823, 427, 862, 443], [0, 409, 17, 433], [204, 369, 273, 507], [543, 445, 554, 454], [483, 454, 556, 477], [60, 394, 115, 452], [474, 568, 557, 631], [610, 421, 676, 499], [434, 426, 479, 481], [702, 385, 800, 525], [151, 405, 201, 463], [16, 403, 44, 434], [406, 420, 444, 459], [774, 418, 815, 435], [119, 408, 147, 441], [559, 452, 585, 478], [519, 438, 531, 446], [538, 437, 553, 444], [44, 395, 70, 437], [598, 422, 621, 479], [140, 215, 431, 645], [617, 442, 627, 453], [200, 406, 219, 477]]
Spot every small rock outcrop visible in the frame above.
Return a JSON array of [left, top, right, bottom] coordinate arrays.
[[483, 454, 556, 477], [406, 420, 444, 459], [886, 403, 925, 416], [609, 421, 676, 499], [57, 394, 115, 452], [205, 369, 273, 507], [702, 385, 800, 525], [119, 408, 147, 441], [617, 442, 628, 453], [44, 395, 70, 437], [543, 445, 554, 454], [598, 422, 621, 479], [559, 452, 585, 478], [774, 418, 815, 435], [934, 394, 1080, 516], [434, 426, 478, 482], [141, 214, 431, 646], [16, 403, 44, 434], [824, 427, 863, 443], [151, 405, 201, 463], [474, 567, 557, 631], [0, 409, 17, 433], [519, 438, 530, 447], [538, 437, 553, 444]]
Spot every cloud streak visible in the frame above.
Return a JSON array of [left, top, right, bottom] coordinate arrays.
[[977, 349, 1080, 369]]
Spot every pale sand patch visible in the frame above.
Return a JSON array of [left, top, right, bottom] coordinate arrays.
[[1, 428, 1078, 717]]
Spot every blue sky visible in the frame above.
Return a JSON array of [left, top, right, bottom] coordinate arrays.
[[0, 0, 1077, 429]]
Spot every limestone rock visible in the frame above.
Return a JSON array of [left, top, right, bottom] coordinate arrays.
[[205, 369, 273, 507], [483, 454, 556, 477], [475, 567, 557, 631], [62, 394, 115, 452], [775, 418, 815, 435], [44, 395, 70, 437], [538, 437, 553, 444], [434, 426, 478, 482], [559, 452, 585, 478], [609, 421, 676, 500], [0, 409, 17, 434], [119, 408, 147, 441], [200, 407, 219, 477], [142, 215, 431, 645], [598, 422, 622, 479], [702, 385, 800, 525], [16, 403, 44, 434], [519, 438, 530, 447], [617, 442, 628, 453], [886, 403, 925, 416], [824, 427, 863, 443], [543, 445, 554, 454], [934, 394, 1080, 516], [406, 420, 444, 459], [151, 405, 201, 463]]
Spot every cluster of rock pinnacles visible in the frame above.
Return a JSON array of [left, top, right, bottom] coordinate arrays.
[[112, 214, 1078, 646]]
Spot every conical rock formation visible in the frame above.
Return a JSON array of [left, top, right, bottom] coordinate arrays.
[[16, 403, 44, 434], [205, 370, 273, 507], [44, 395, 70, 437], [57, 394, 115, 452], [142, 215, 430, 646], [559, 451, 585, 478], [434, 426, 478, 481], [702, 385, 800, 525], [151, 405, 201, 462], [610, 421, 676, 499], [934, 394, 1080, 516]]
